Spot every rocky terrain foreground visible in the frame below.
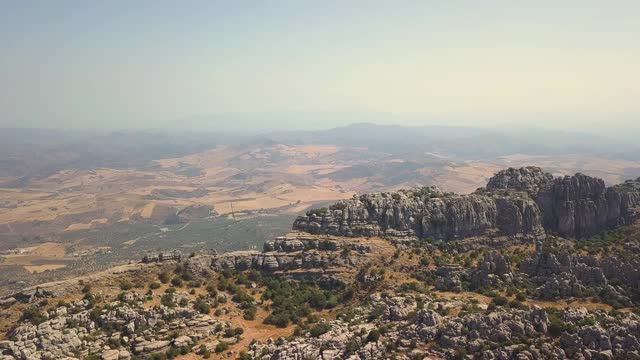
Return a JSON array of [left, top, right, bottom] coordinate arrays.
[[2, 167, 640, 360]]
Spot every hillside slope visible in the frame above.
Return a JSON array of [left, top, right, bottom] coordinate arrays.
[[1, 167, 640, 360]]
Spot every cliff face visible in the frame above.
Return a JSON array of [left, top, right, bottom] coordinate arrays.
[[293, 185, 545, 241], [293, 167, 640, 240], [535, 175, 640, 238]]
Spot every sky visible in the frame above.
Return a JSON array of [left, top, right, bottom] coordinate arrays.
[[1, 0, 639, 133]]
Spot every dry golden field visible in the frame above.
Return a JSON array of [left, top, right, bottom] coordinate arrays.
[[2, 143, 639, 236]]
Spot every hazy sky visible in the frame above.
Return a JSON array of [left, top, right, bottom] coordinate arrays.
[[1, 1, 639, 132]]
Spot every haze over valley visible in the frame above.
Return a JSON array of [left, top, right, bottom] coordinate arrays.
[[2, 2, 640, 360], [1, 124, 639, 293]]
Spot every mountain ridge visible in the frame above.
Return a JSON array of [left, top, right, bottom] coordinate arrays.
[[294, 166, 640, 240]]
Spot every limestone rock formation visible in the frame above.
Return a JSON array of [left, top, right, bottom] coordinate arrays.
[[180, 234, 376, 288], [293, 190, 545, 241], [486, 166, 554, 193], [520, 247, 640, 303], [294, 167, 640, 240], [470, 252, 514, 289], [0, 291, 229, 360], [536, 174, 640, 238], [434, 265, 464, 292]]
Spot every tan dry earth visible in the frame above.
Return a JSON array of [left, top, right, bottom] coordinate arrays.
[[23, 264, 67, 273], [1, 241, 69, 262], [2, 143, 640, 237], [0, 145, 359, 232], [0, 242, 83, 274], [64, 218, 108, 231]]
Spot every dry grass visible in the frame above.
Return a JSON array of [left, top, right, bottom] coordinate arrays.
[[4, 142, 637, 235], [23, 264, 67, 273], [64, 218, 108, 231]]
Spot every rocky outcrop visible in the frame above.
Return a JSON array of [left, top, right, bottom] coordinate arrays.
[[0, 291, 229, 360], [183, 234, 375, 287], [491, 168, 640, 239], [249, 320, 384, 360], [470, 252, 514, 289], [293, 190, 545, 241], [520, 250, 571, 279], [263, 237, 305, 252], [521, 248, 640, 303], [486, 166, 554, 193], [211, 250, 341, 272], [557, 308, 640, 359], [263, 235, 372, 253], [434, 265, 464, 292], [203, 250, 349, 273], [436, 307, 550, 351], [534, 174, 640, 239], [249, 289, 640, 360], [294, 167, 640, 240]]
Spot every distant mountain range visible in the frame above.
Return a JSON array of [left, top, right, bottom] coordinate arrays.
[[1, 123, 639, 180]]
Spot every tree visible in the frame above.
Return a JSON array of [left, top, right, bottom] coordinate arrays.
[[366, 329, 381, 343], [20, 307, 47, 325], [215, 341, 229, 353], [243, 306, 257, 320], [159, 271, 171, 284], [309, 323, 331, 337], [171, 277, 183, 287], [194, 299, 211, 314]]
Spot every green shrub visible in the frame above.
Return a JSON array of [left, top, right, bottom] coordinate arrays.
[[149, 353, 167, 360], [508, 300, 528, 310], [181, 272, 194, 281], [243, 306, 257, 320], [188, 280, 202, 288], [20, 307, 47, 325], [120, 281, 133, 290], [215, 341, 229, 353], [161, 294, 175, 308], [309, 322, 331, 337], [165, 347, 181, 359], [224, 327, 244, 337], [366, 329, 381, 343], [159, 271, 171, 284], [265, 313, 290, 328], [491, 295, 509, 307], [206, 284, 218, 297], [548, 313, 575, 336], [171, 277, 183, 287], [194, 299, 211, 314]]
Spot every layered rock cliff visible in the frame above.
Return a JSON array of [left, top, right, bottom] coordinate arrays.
[[294, 166, 640, 240], [293, 190, 545, 240], [537, 175, 640, 238], [490, 167, 640, 238]]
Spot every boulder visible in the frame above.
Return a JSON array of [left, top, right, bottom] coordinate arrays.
[[101, 349, 120, 360]]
